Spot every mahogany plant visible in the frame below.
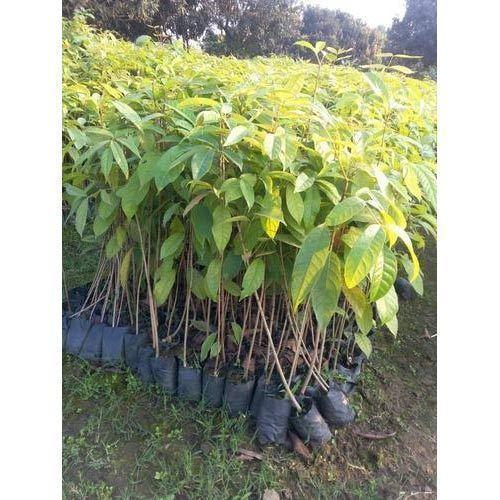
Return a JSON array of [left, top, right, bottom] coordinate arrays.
[[62, 17, 437, 411]]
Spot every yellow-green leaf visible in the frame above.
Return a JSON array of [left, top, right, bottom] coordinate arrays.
[[345, 224, 386, 288], [311, 252, 341, 330], [291, 226, 330, 311]]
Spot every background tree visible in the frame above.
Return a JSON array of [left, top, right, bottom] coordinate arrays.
[[298, 6, 385, 65], [202, 0, 301, 57], [386, 0, 437, 66], [155, 1, 209, 47], [62, 0, 160, 39]]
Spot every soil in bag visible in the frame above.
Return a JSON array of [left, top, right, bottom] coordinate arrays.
[[101, 326, 130, 366], [137, 346, 155, 385], [223, 374, 255, 417], [80, 323, 105, 361], [290, 396, 332, 448], [202, 369, 225, 408], [151, 356, 178, 395], [256, 394, 292, 446], [66, 317, 92, 356], [123, 333, 149, 371], [177, 364, 202, 402], [315, 383, 356, 428]]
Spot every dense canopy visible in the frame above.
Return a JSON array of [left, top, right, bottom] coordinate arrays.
[[62, 17, 436, 409]]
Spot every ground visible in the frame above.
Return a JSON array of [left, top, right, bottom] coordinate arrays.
[[62, 242, 436, 500]]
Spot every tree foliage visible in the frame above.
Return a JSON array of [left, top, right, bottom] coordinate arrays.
[[299, 6, 385, 65], [202, 0, 301, 57], [386, 0, 437, 67]]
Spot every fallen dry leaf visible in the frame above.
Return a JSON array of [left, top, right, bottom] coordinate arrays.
[[352, 428, 396, 440], [236, 448, 263, 460], [289, 431, 312, 461]]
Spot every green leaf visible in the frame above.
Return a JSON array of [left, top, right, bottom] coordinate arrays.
[[386, 224, 420, 282], [363, 71, 389, 99], [154, 268, 176, 305], [100, 147, 113, 179], [75, 198, 88, 237], [413, 164, 436, 211], [369, 246, 398, 301], [389, 65, 414, 75], [112, 100, 142, 130], [224, 125, 249, 147], [160, 232, 184, 260], [119, 248, 133, 288], [212, 205, 232, 254], [354, 332, 372, 358], [163, 203, 180, 226], [231, 322, 243, 344], [295, 172, 315, 193], [221, 178, 242, 204], [189, 267, 207, 300], [345, 224, 386, 288], [303, 185, 321, 229], [93, 213, 115, 237], [222, 251, 242, 280], [294, 40, 315, 51], [343, 285, 373, 334], [240, 258, 265, 300], [105, 233, 122, 259], [286, 184, 304, 223], [240, 178, 255, 210], [200, 332, 217, 361], [325, 197, 365, 226], [376, 286, 399, 324], [116, 173, 150, 219], [223, 280, 241, 297], [291, 226, 330, 311], [311, 252, 341, 330], [110, 140, 129, 178], [263, 130, 283, 160], [386, 315, 398, 337], [401, 255, 424, 296], [191, 147, 215, 180], [67, 126, 87, 149], [205, 258, 221, 301], [153, 145, 194, 191]]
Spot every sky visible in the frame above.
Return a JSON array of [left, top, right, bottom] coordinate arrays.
[[303, 0, 407, 28]]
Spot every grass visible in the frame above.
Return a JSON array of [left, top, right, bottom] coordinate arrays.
[[62, 242, 436, 499]]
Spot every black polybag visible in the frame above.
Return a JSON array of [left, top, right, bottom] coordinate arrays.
[[290, 396, 332, 447], [101, 326, 130, 365], [256, 395, 292, 445], [123, 333, 149, 371], [336, 352, 366, 395], [394, 277, 416, 301], [137, 346, 155, 385], [249, 375, 266, 419], [315, 383, 356, 428], [66, 317, 92, 356], [62, 313, 69, 351], [151, 356, 178, 394], [223, 378, 255, 416], [177, 365, 202, 402], [202, 372, 225, 408], [80, 323, 105, 361]]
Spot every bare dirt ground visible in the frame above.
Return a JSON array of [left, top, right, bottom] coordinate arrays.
[[63, 242, 436, 499]]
